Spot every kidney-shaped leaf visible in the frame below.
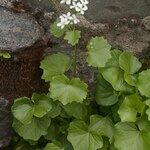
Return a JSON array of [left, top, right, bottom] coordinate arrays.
[[114, 122, 150, 150], [50, 75, 88, 105], [67, 115, 114, 150], [96, 73, 119, 106], [87, 37, 111, 68], [100, 67, 134, 92], [137, 70, 150, 97], [13, 117, 51, 141], [62, 102, 88, 120], [119, 52, 142, 74], [11, 97, 34, 125], [64, 30, 81, 46], [32, 93, 53, 118], [105, 49, 122, 68], [68, 120, 103, 150], [40, 53, 72, 82], [118, 94, 145, 122]]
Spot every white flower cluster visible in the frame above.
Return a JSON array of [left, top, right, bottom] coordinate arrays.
[[57, 0, 89, 29], [57, 12, 80, 29], [61, 0, 89, 14]]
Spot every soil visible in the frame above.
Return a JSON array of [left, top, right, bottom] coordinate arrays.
[[0, 42, 48, 103]]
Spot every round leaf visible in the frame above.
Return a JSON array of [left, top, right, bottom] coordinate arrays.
[[40, 53, 72, 82], [137, 70, 150, 97], [50, 75, 88, 105], [68, 120, 103, 150], [96, 73, 119, 106], [13, 117, 51, 141], [32, 93, 53, 118], [100, 67, 134, 92], [64, 30, 81, 46], [124, 73, 137, 86], [62, 102, 88, 120], [67, 115, 114, 150], [114, 122, 150, 150], [105, 49, 122, 68], [119, 52, 142, 74], [87, 37, 112, 67], [11, 97, 34, 125], [118, 94, 145, 122]]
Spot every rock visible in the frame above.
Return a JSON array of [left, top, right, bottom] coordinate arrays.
[[106, 25, 150, 58], [142, 16, 150, 30], [0, 0, 15, 9], [0, 6, 43, 51], [26, 0, 54, 13], [86, 0, 150, 22], [0, 98, 12, 148]]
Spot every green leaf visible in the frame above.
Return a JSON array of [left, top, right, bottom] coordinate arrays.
[[14, 140, 35, 150], [32, 93, 52, 118], [67, 115, 114, 150], [96, 73, 119, 106], [136, 116, 150, 132], [105, 49, 122, 67], [62, 102, 88, 120], [87, 37, 112, 67], [119, 52, 142, 74], [44, 141, 64, 150], [137, 69, 150, 97], [64, 30, 81, 46], [124, 73, 137, 86], [99, 137, 109, 150], [47, 101, 62, 118], [100, 67, 134, 92], [89, 115, 114, 142], [50, 21, 66, 38], [58, 135, 74, 150], [0, 51, 11, 59], [68, 120, 103, 150], [118, 94, 145, 122], [44, 122, 60, 141], [145, 100, 150, 121], [114, 122, 150, 150], [11, 97, 34, 125], [50, 75, 88, 105], [13, 117, 51, 141], [40, 53, 72, 82]]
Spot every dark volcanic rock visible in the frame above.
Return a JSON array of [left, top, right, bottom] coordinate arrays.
[[86, 0, 150, 22], [0, 6, 43, 51], [0, 98, 12, 148]]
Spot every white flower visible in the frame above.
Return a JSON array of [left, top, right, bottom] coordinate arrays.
[[70, 1, 79, 9], [80, 0, 89, 5], [57, 18, 67, 29], [60, 0, 72, 5], [57, 12, 73, 29], [70, 0, 89, 14], [71, 14, 80, 24], [77, 2, 88, 14]]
